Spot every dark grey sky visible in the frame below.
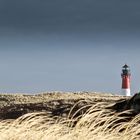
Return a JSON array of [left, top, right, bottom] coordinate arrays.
[[0, 0, 140, 94], [1, 0, 140, 34]]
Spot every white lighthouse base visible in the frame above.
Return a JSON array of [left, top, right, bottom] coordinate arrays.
[[122, 89, 131, 96]]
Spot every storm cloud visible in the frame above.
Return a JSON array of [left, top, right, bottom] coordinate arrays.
[[0, 0, 140, 33]]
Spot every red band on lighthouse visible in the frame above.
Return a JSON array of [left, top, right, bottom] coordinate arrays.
[[122, 75, 130, 89]]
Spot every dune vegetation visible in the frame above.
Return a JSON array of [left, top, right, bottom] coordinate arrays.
[[0, 92, 139, 140]]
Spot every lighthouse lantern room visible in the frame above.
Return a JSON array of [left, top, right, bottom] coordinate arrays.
[[121, 64, 131, 96]]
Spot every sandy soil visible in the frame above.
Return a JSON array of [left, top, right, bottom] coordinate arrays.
[[0, 92, 128, 120]]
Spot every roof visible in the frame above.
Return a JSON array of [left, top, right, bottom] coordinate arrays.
[[122, 64, 129, 69]]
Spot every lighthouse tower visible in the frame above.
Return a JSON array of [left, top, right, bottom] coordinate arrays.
[[121, 64, 131, 96]]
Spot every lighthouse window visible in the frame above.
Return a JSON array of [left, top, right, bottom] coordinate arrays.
[[122, 70, 130, 75]]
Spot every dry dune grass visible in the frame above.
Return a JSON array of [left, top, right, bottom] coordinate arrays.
[[0, 92, 138, 140], [0, 93, 140, 140]]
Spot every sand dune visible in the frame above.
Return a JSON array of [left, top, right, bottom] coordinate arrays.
[[0, 92, 138, 140]]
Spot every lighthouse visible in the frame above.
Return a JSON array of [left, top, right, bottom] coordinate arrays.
[[121, 64, 131, 96]]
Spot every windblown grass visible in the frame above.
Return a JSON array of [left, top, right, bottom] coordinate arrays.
[[0, 100, 140, 140]]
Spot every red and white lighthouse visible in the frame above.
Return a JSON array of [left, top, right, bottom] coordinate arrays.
[[121, 64, 131, 96]]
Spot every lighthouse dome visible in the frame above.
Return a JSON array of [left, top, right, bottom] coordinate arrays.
[[122, 64, 131, 76], [122, 64, 129, 69]]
